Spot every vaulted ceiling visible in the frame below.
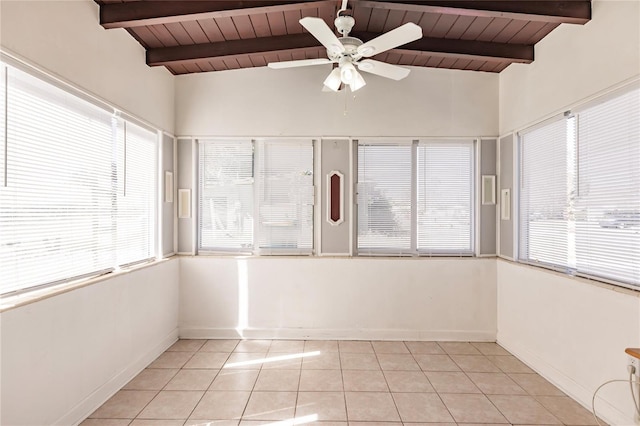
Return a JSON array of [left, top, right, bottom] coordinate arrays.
[[95, 1, 591, 75]]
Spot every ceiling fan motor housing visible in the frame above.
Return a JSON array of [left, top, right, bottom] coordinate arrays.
[[327, 36, 363, 61]]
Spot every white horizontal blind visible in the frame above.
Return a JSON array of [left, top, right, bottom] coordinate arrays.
[[199, 140, 254, 251], [574, 88, 640, 286], [116, 120, 157, 266], [417, 140, 473, 254], [0, 65, 116, 294], [519, 118, 571, 269], [1, 65, 6, 187], [357, 142, 412, 253], [256, 139, 314, 253]]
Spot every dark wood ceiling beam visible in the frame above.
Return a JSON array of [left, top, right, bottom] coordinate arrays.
[[355, 1, 591, 24], [147, 32, 533, 67], [147, 33, 321, 66], [100, 0, 334, 29]]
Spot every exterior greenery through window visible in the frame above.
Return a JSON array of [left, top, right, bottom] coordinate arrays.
[[357, 139, 475, 255]]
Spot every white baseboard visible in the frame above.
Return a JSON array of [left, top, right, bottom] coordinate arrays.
[[497, 337, 635, 426], [179, 327, 496, 342], [59, 328, 179, 426]]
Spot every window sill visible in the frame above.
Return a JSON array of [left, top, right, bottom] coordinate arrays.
[[0, 257, 174, 313]]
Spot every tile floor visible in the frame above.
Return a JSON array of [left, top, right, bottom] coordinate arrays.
[[82, 340, 604, 426]]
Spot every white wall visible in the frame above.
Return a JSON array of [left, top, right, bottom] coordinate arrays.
[[0, 0, 175, 133], [497, 1, 640, 424], [0, 259, 180, 426], [497, 261, 640, 425], [175, 65, 498, 137], [499, 0, 640, 134], [180, 257, 497, 341]]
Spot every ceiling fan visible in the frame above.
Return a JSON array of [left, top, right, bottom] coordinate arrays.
[[267, 1, 423, 92]]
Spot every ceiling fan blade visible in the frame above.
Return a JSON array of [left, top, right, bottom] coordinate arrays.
[[299, 17, 345, 56], [357, 59, 411, 80], [357, 22, 422, 57], [268, 58, 332, 69]]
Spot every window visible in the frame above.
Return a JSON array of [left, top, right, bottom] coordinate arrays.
[[198, 139, 314, 254], [0, 62, 158, 295], [519, 86, 640, 287], [357, 139, 475, 255]]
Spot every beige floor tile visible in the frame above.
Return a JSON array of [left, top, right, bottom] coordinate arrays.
[[438, 342, 481, 355], [509, 373, 565, 396], [224, 353, 268, 370], [130, 420, 186, 426], [345, 392, 400, 422], [168, 340, 206, 352], [124, 369, 178, 390], [383, 371, 434, 393], [451, 355, 501, 373], [190, 391, 251, 420], [338, 341, 374, 353], [467, 372, 527, 395], [296, 391, 347, 421], [304, 340, 339, 353], [348, 423, 403, 426], [487, 355, 535, 374], [488, 395, 561, 425], [201, 340, 240, 352], [392, 393, 454, 423], [90, 390, 157, 419], [439, 393, 508, 423], [340, 353, 380, 370], [425, 371, 481, 394], [414, 355, 460, 372], [242, 391, 297, 421], [376, 354, 420, 371], [269, 340, 305, 353], [260, 353, 303, 370], [148, 352, 194, 369], [184, 353, 230, 369], [302, 352, 341, 370], [234, 340, 272, 353], [299, 368, 343, 391], [471, 342, 511, 356], [372, 341, 409, 354], [138, 390, 204, 420], [80, 420, 131, 426], [253, 369, 300, 391], [404, 342, 445, 355], [185, 420, 239, 426], [165, 369, 219, 391], [536, 395, 599, 425], [343, 370, 389, 392], [209, 370, 259, 391]]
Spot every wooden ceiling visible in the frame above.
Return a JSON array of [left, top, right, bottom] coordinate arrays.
[[95, 1, 591, 75]]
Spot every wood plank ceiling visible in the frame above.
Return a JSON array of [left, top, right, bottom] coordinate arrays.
[[94, 1, 591, 75]]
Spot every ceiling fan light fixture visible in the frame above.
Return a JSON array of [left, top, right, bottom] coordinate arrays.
[[323, 68, 342, 92], [340, 62, 356, 84], [349, 70, 366, 92]]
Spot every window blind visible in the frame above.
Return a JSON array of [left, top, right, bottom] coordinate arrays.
[[357, 142, 412, 253], [116, 120, 157, 266], [574, 88, 640, 286], [0, 65, 116, 294], [199, 140, 254, 251], [417, 140, 473, 254], [256, 139, 314, 253], [519, 118, 572, 269]]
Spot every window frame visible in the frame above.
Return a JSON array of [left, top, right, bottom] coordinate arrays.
[[355, 138, 476, 257], [516, 82, 640, 290]]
